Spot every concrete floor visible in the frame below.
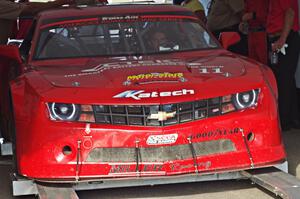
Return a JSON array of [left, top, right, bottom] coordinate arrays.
[[0, 129, 299, 199]]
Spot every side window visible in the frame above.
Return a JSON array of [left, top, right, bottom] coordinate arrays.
[[35, 27, 84, 59]]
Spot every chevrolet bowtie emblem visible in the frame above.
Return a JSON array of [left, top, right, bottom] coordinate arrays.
[[148, 111, 176, 121]]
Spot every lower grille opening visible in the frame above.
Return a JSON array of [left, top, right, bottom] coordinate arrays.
[[86, 139, 236, 162]]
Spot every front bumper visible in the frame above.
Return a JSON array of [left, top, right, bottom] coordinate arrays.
[[15, 106, 286, 181]]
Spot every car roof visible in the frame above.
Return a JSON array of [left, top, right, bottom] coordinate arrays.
[[38, 4, 194, 21]]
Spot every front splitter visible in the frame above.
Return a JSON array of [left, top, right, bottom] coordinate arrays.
[[12, 161, 288, 196]]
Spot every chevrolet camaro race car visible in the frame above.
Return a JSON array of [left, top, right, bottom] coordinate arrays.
[[0, 4, 285, 183]]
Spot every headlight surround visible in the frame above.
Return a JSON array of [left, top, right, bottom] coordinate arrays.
[[47, 103, 95, 122], [232, 89, 259, 110]]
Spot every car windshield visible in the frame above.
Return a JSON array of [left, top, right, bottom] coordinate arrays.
[[34, 15, 218, 59]]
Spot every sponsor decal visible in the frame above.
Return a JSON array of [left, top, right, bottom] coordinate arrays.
[[64, 59, 185, 78], [143, 164, 164, 172], [198, 66, 223, 74], [127, 72, 184, 81], [124, 72, 187, 85], [109, 165, 131, 173], [113, 89, 195, 100], [188, 63, 224, 74], [65, 60, 227, 78], [109, 164, 163, 173], [189, 128, 240, 140], [100, 15, 197, 24], [146, 134, 178, 145], [101, 15, 139, 23], [171, 161, 211, 171]]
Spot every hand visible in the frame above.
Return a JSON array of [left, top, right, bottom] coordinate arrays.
[[271, 37, 286, 52]]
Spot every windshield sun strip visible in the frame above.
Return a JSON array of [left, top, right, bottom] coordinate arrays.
[[40, 15, 199, 30], [40, 18, 99, 30], [140, 15, 198, 20]]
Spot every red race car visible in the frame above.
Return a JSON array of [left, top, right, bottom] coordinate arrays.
[[0, 4, 285, 184]]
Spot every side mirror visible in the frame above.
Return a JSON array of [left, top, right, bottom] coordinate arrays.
[[219, 32, 241, 50], [7, 39, 23, 47], [0, 45, 22, 64]]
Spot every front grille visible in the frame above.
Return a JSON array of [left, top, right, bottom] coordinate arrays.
[[93, 96, 234, 126], [86, 139, 236, 162]]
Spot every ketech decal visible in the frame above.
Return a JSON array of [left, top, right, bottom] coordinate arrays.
[[113, 89, 195, 100]]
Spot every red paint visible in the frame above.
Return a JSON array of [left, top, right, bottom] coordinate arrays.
[[0, 5, 285, 182]]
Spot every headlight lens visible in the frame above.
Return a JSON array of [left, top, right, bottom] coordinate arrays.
[[233, 89, 259, 110], [48, 103, 95, 122], [49, 103, 80, 121]]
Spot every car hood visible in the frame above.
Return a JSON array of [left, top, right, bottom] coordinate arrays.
[[31, 51, 264, 103], [37, 55, 247, 88]]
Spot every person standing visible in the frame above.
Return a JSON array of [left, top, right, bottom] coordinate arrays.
[[267, 0, 300, 131], [0, 0, 75, 45], [239, 0, 269, 64], [181, 0, 207, 23], [206, 0, 247, 56], [15, 0, 33, 40]]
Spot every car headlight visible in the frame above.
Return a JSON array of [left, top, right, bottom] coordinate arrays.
[[47, 103, 95, 122], [233, 89, 259, 110]]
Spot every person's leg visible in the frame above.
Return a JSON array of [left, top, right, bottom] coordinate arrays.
[[255, 32, 268, 65], [295, 42, 300, 121], [277, 31, 300, 129]]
